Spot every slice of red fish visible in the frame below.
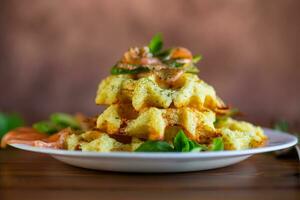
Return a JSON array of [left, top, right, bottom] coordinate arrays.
[[1, 127, 71, 149], [1, 127, 47, 148]]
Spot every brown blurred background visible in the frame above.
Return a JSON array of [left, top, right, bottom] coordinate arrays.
[[0, 0, 299, 128]]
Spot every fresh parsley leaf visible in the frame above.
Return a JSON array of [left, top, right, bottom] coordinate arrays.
[[188, 141, 201, 152], [188, 140, 207, 152], [174, 129, 190, 152], [50, 113, 80, 129], [111, 66, 149, 75], [135, 141, 173, 152], [210, 138, 224, 151], [135, 130, 209, 153], [274, 121, 289, 132], [0, 113, 25, 138], [33, 121, 62, 134], [173, 130, 206, 152], [192, 55, 202, 63], [33, 113, 80, 134], [156, 49, 171, 60], [189, 147, 202, 152], [148, 33, 163, 55]]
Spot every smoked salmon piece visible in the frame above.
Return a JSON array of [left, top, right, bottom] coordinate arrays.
[[1, 127, 71, 149]]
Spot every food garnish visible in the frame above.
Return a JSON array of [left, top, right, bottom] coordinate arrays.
[[135, 129, 209, 152], [1, 34, 267, 152], [33, 113, 80, 134], [0, 113, 24, 139]]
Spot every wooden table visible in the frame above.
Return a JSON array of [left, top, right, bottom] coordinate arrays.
[[1, 148, 299, 200]]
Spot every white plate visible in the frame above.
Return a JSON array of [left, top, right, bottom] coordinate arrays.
[[10, 128, 298, 173]]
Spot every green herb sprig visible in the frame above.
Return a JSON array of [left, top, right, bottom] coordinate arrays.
[[0, 113, 25, 139], [33, 113, 80, 134], [110, 33, 203, 75], [133, 140, 173, 152], [148, 33, 163, 55], [135, 129, 215, 153], [111, 66, 149, 75], [192, 55, 202, 64], [209, 138, 224, 151]]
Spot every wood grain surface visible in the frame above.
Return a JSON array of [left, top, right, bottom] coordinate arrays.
[[0, 148, 299, 200]]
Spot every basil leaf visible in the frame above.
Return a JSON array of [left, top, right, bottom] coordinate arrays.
[[111, 66, 149, 75], [0, 113, 25, 138], [173, 130, 208, 152], [188, 141, 200, 152], [156, 49, 172, 60], [188, 140, 207, 152], [50, 113, 80, 129], [210, 138, 224, 151], [135, 141, 174, 152], [148, 33, 163, 55], [173, 129, 190, 152], [192, 55, 202, 63], [189, 147, 201, 152], [135, 130, 208, 153], [274, 121, 289, 132], [33, 121, 61, 134], [34, 113, 80, 134]]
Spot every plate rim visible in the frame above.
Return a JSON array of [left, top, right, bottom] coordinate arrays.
[[9, 128, 298, 159]]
